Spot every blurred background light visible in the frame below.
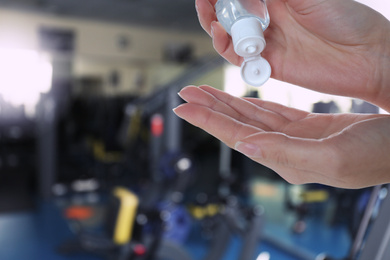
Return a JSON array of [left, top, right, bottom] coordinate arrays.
[[0, 48, 52, 115]]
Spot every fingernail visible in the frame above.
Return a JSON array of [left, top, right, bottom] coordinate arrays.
[[172, 107, 180, 116], [211, 22, 216, 38], [235, 142, 262, 158]]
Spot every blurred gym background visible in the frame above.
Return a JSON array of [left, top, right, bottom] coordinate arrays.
[[0, 1, 389, 260]]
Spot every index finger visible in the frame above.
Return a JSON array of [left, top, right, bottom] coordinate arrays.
[[173, 103, 262, 148], [196, 0, 218, 36]]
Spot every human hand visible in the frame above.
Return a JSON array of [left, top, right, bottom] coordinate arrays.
[[196, 0, 390, 111], [174, 85, 390, 188]]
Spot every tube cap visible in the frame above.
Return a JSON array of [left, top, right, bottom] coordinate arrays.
[[241, 56, 271, 87], [231, 17, 271, 86]]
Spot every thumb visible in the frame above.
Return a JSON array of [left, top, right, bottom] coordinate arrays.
[[234, 132, 335, 173]]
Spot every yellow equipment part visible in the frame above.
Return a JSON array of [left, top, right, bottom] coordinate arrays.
[[113, 187, 139, 245], [301, 190, 329, 203], [189, 204, 221, 219]]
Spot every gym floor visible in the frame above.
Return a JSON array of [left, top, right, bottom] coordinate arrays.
[[0, 180, 352, 260]]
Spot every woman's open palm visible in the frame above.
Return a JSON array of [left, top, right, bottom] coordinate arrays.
[[174, 86, 390, 188]]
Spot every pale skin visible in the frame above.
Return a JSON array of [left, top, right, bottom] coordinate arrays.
[[173, 0, 390, 189]]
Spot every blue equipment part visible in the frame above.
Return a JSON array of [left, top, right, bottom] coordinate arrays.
[[159, 202, 192, 245]]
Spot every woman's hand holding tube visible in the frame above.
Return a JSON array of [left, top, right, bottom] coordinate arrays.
[[196, 0, 390, 110]]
